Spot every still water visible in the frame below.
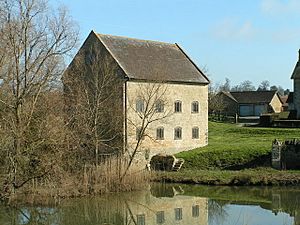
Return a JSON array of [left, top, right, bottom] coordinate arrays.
[[0, 183, 299, 225]]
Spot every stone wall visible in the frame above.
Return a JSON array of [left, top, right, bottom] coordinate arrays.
[[126, 81, 208, 163], [272, 139, 300, 170]]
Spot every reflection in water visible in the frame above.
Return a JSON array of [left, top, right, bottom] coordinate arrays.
[[180, 185, 298, 225], [0, 185, 208, 225], [0, 184, 300, 225]]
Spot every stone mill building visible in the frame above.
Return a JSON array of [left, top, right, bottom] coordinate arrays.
[[63, 31, 209, 164]]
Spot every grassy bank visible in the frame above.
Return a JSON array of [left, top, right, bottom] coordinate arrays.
[[176, 122, 300, 170], [153, 168, 300, 186]]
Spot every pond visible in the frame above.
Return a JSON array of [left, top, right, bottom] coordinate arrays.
[[0, 183, 299, 225]]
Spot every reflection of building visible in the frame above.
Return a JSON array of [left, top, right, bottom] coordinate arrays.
[[126, 189, 208, 225]]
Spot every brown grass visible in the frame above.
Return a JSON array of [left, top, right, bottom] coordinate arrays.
[[7, 156, 149, 205]]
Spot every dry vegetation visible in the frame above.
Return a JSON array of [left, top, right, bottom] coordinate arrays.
[[0, 0, 149, 204]]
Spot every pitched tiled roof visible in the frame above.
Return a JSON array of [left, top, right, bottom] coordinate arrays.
[[221, 91, 237, 102], [229, 91, 278, 104], [280, 95, 289, 107], [95, 32, 209, 84], [291, 50, 300, 79]]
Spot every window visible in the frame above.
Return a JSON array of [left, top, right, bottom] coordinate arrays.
[[174, 208, 183, 221], [136, 127, 144, 140], [192, 127, 199, 139], [192, 205, 200, 217], [137, 214, 145, 225], [191, 101, 199, 113], [136, 98, 144, 112], [156, 100, 164, 112], [156, 211, 165, 224], [174, 100, 182, 113], [156, 127, 164, 140], [174, 127, 182, 140]]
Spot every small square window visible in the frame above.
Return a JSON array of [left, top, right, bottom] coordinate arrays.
[[156, 211, 165, 224], [136, 98, 145, 112], [174, 127, 182, 140], [174, 101, 182, 113], [156, 127, 164, 140], [192, 205, 200, 217], [137, 214, 145, 225], [192, 127, 199, 139], [191, 101, 199, 113], [175, 208, 183, 220], [156, 100, 164, 112]]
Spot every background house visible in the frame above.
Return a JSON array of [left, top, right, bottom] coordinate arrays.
[[63, 31, 209, 165], [219, 91, 282, 117]]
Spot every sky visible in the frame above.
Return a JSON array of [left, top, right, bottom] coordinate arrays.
[[50, 0, 300, 90]]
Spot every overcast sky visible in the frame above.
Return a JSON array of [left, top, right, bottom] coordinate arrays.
[[50, 0, 300, 90]]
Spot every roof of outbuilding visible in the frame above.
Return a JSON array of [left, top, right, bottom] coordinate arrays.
[[221, 91, 237, 102], [227, 91, 279, 104], [95, 32, 209, 84]]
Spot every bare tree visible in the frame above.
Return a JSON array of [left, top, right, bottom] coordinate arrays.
[[218, 78, 231, 92], [231, 80, 256, 92], [0, 0, 78, 199], [270, 85, 284, 96], [122, 81, 172, 179], [63, 43, 124, 167], [257, 80, 270, 91], [209, 93, 226, 117]]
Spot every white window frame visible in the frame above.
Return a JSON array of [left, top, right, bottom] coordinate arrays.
[[191, 101, 199, 113], [156, 211, 165, 224], [174, 127, 182, 140], [192, 205, 200, 217], [136, 98, 144, 112], [175, 208, 183, 221], [192, 127, 199, 139], [137, 214, 145, 225], [156, 127, 164, 140], [155, 100, 164, 113], [174, 100, 182, 113]]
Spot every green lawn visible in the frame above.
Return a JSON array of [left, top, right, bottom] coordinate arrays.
[[176, 122, 300, 170]]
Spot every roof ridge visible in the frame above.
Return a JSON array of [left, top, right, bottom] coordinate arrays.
[[91, 30, 209, 85], [93, 31, 129, 78], [96, 33, 176, 46]]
